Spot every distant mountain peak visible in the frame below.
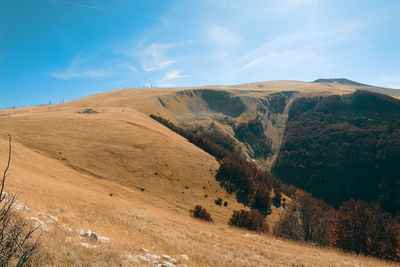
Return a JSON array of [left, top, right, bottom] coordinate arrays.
[[313, 78, 369, 87]]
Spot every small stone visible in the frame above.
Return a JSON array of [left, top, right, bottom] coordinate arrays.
[[89, 231, 98, 241], [81, 242, 98, 249], [180, 254, 189, 261], [140, 247, 149, 253], [139, 256, 151, 263], [60, 223, 73, 232], [98, 236, 110, 243], [158, 261, 175, 267], [162, 255, 171, 260], [150, 254, 161, 260], [48, 214, 59, 222]]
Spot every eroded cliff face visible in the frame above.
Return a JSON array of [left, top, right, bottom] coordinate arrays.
[[156, 89, 298, 169]]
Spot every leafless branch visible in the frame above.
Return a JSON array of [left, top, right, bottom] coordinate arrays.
[[0, 134, 12, 202]]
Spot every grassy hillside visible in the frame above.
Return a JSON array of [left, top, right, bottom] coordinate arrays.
[[0, 133, 396, 266], [0, 80, 399, 265]]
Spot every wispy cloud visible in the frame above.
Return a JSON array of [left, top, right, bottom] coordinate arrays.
[[50, 69, 109, 79], [50, 60, 110, 79], [206, 25, 242, 47], [137, 43, 177, 72], [156, 70, 185, 87], [51, 0, 106, 10], [122, 63, 137, 73], [234, 23, 361, 73]]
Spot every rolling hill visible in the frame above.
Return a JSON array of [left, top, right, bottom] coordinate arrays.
[[0, 79, 399, 266]]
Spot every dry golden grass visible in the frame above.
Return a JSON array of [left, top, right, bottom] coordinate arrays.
[[0, 81, 398, 266], [1, 139, 397, 266]]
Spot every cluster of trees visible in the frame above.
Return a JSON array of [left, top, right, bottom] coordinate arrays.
[[273, 191, 336, 245], [190, 205, 213, 222], [216, 155, 274, 213], [150, 114, 275, 212], [274, 190, 400, 261], [196, 129, 237, 153], [229, 209, 268, 232], [150, 114, 231, 160], [272, 90, 400, 216], [151, 112, 400, 261]]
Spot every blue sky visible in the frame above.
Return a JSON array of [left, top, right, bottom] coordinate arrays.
[[1, 0, 400, 108]]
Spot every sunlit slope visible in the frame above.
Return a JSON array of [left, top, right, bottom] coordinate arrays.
[[0, 81, 397, 174], [0, 139, 395, 266], [52, 79, 398, 170], [0, 79, 399, 265], [0, 106, 243, 220]]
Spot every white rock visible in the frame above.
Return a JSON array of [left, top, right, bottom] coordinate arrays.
[[98, 236, 110, 243], [139, 256, 151, 263], [140, 247, 149, 253], [75, 228, 98, 240], [149, 254, 161, 260], [81, 242, 98, 249], [162, 255, 171, 260], [180, 254, 189, 261], [89, 231, 98, 240], [158, 261, 175, 267], [60, 223, 73, 232], [13, 203, 24, 210], [75, 228, 85, 235], [48, 214, 59, 222]]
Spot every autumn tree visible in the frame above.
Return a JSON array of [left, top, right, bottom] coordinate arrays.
[[190, 205, 213, 222], [272, 187, 282, 207], [334, 199, 399, 261], [229, 209, 268, 232], [273, 191, 335, 244]]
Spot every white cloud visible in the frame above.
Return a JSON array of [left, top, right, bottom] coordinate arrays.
[[50, 68, 109, 80], [234, 23, 361, 74], [156, 70, 186, 87], [137, 43, 177, 72], [122, 63, 137, 73], [49, 58, 111, 80], [206, 25, 242, 47]]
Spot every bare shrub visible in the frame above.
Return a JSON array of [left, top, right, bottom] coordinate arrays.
[[228, 209, 268, 232], [0, 134, 40, 266], [190, 205, 213, 222], [78, 108, 98, 114]]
